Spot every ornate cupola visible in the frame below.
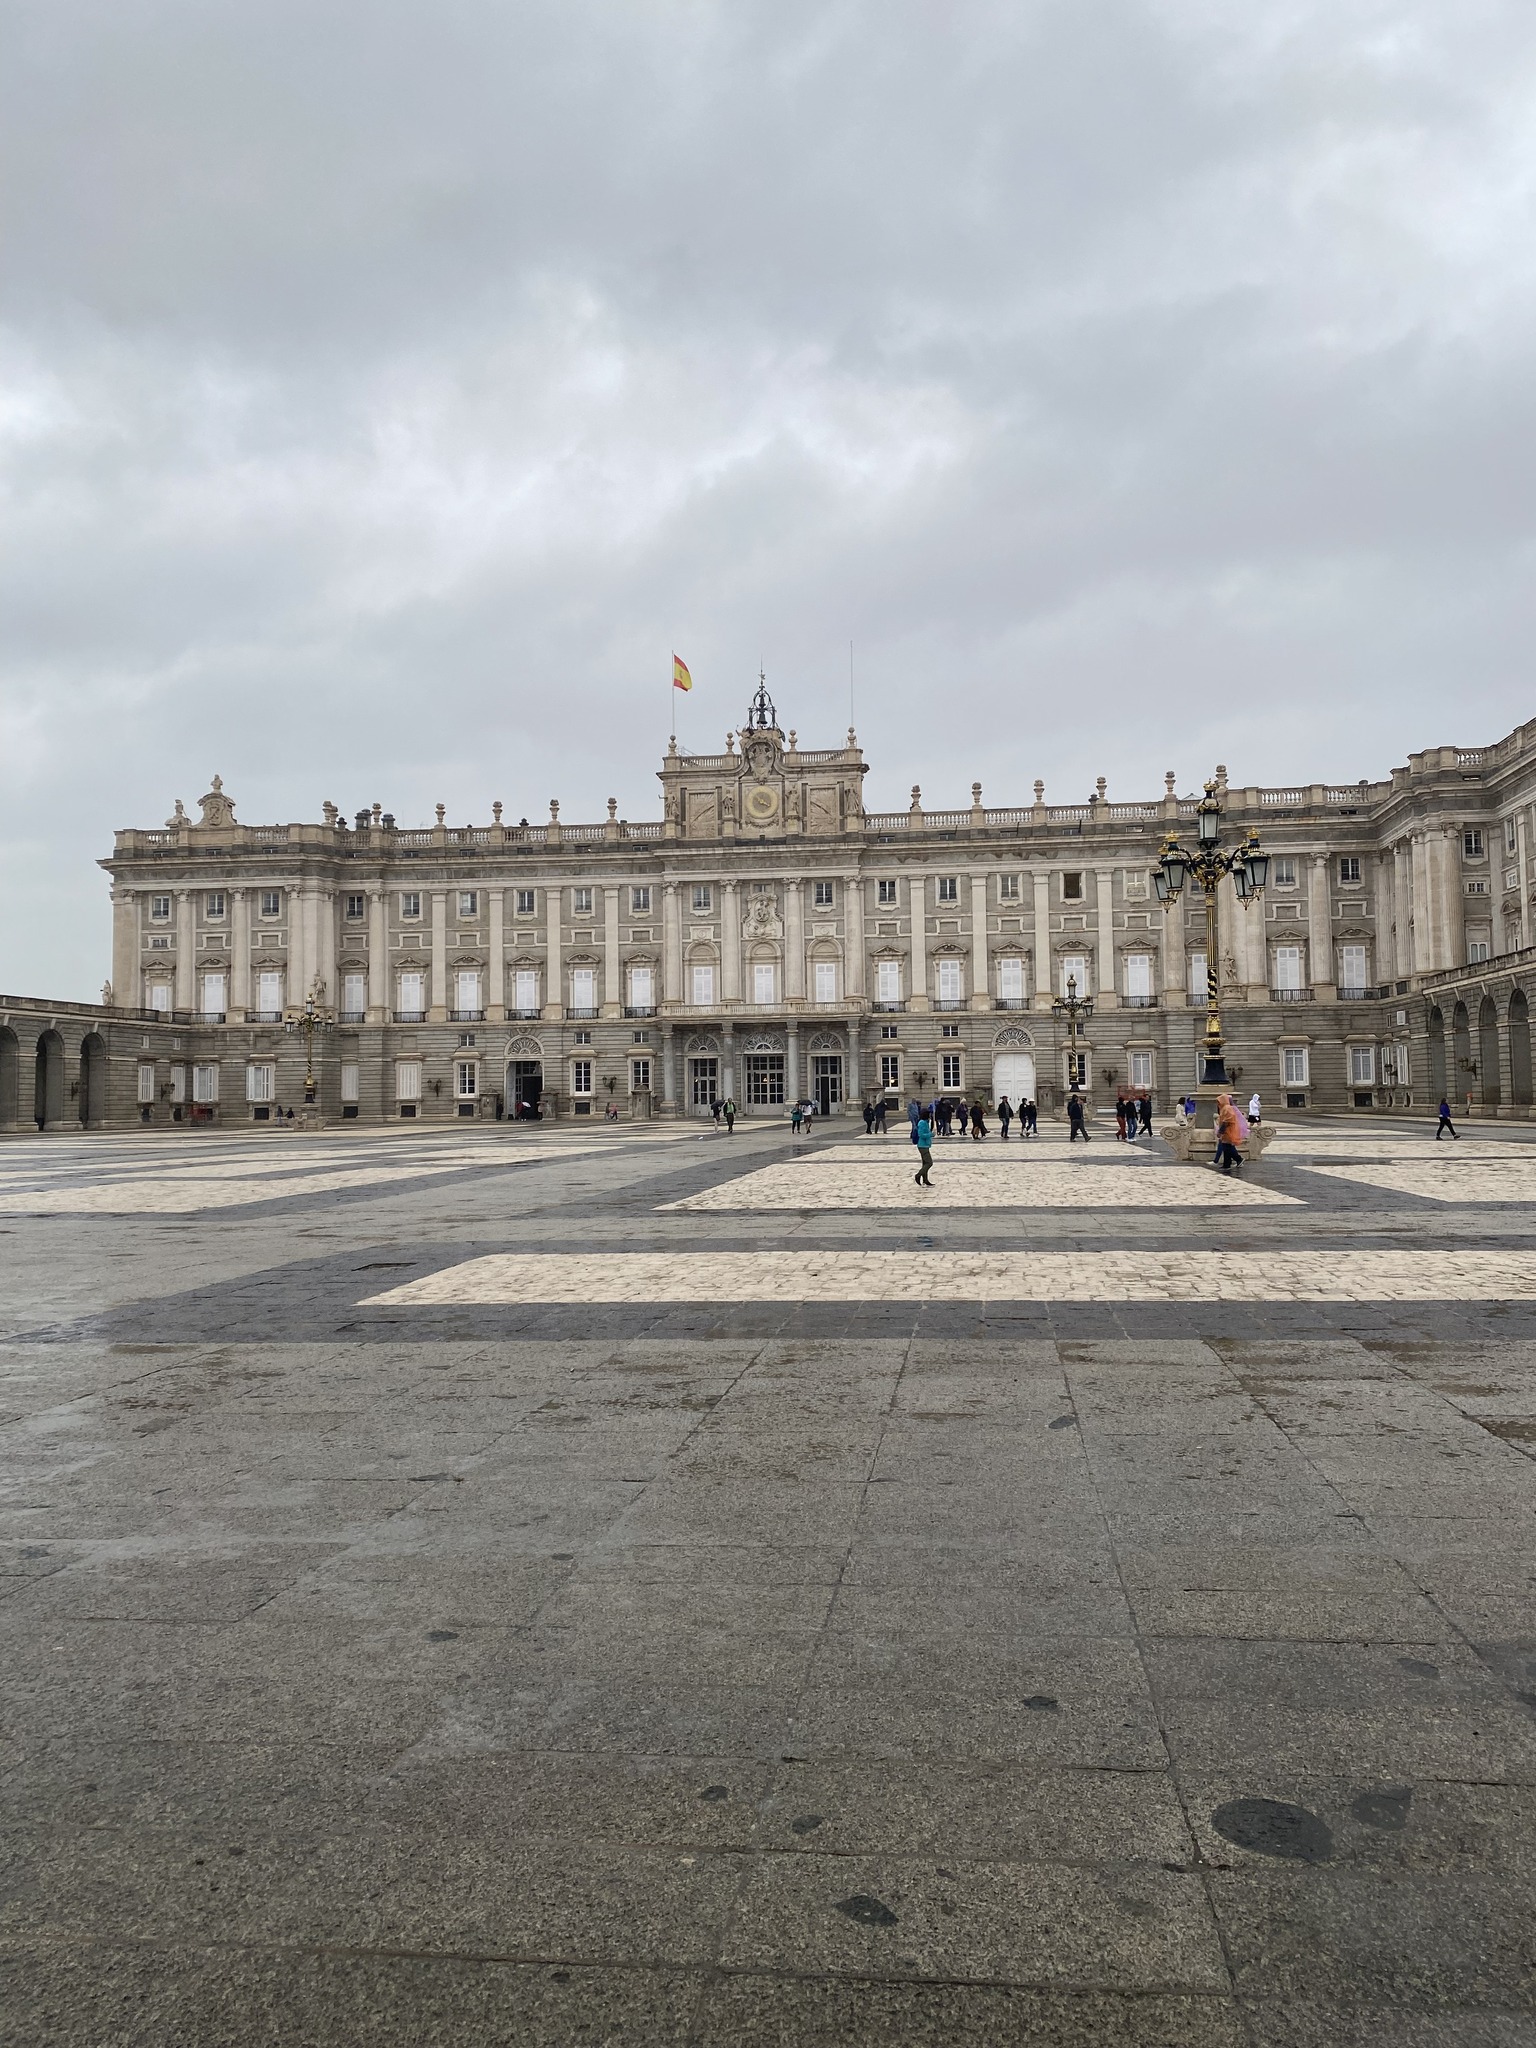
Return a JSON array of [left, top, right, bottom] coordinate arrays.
[[657, 670, 867, 841]]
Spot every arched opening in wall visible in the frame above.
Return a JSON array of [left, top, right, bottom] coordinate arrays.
[[1510, 990, 1532, 1107], [1427, 1007, 1446, 1104], [1452, 1002, 1472, 1106], [0, 1025, 18, 1130], [34, 1031, 64, 1130], [1479, 996, 1502, 1110], [79, 1034, 107, 1128]]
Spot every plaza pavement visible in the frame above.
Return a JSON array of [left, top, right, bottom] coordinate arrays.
[[2, 1111, 1535, 2044]]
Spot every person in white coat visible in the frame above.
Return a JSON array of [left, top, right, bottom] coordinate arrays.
[[1248, 1091, 1262, 1125]]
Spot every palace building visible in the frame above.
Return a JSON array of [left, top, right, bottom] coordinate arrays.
[[5, 680, 1536, 1130]]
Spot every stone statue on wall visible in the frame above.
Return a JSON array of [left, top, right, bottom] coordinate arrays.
[[197, 776, 237, 828], [742, 894, 784, 941]]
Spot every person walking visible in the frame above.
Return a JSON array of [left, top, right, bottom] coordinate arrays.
[[907, 1096, 922, 1142], [1213, 1092, 1244, 1172], [1436, 1097, 1460, 1140], [1138, 1093, 1153, 1135], [790, 1101, 804, 1135], [998, 1095, 1013, 1139], [971, 1099, 986, 1140], [1248, 1090, 1262, 1127], [723, 1098, 736, 1133], [862, 1099, 875, 1134], [1114, 1096, 1128, 1141], [873, 1096, 888, 1133], [955, 1096, 968, 1138], [1024, 1094, 1039, 1136], [710, 1096, 722, 1126], [1068, 1093, 1090, 1142], [913, 1110, 935, 1187]]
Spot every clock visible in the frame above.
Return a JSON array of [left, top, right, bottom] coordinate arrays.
[[745, 784, 780, 824]]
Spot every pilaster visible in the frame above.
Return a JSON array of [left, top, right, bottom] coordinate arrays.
[[430, 889, 448, 1021], [909, 874, 930, 1011], [488, 888, 505, 1020], [231, 889, 251, 1013], [174, 889, 195, 1011], [367, 888, 388, 1020], [969, 870, 990, 1008], [602, 886, 621, 1016]]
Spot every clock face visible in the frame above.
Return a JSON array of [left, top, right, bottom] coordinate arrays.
[[745, 784, 779, 823]]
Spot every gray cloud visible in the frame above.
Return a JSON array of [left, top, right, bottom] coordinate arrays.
[[3, 0, 1535, 993]]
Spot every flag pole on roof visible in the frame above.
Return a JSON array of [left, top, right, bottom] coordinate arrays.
[[671, 652, 692, 742]]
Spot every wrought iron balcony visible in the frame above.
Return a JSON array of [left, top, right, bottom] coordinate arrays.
[[393, 1009, 427, 1023], [338, 1010, 366, 1024], [449, 1008, 485, 1022], [1269, 988, 1314, 1003], [199, 1010, 227, 1024], [566, 1006, 599, 1020], [873, 999, 906, 1012], [1122, 995, 1158, 1009], [511, 1005, 542, 1020], [624, 1004, 656, 1017], [934, 998, 965, 1012], [993, 997, 1029, 1011], [244, 1010, 282, 1023]]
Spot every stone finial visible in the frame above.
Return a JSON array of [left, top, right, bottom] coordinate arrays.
[[372, 802, 382, 825], [667, 734, 678, 756], [909, 784, 923, 813], [550, 799, 560, 819], [847, 727, 858, 748], [1165, 771, 1176, 794], [788, 730, 797, 751], [972, 782, 983, 803], [1034, 779, 1045, 802], [607, 797, 618, 819], [1215, 763, 1229, 790], [435, 802, 446, 825], [1095, 776, 1107, 800], [725, 732, 736, 754], [322, 800, 337, 826], [492, 800, 503, 823]]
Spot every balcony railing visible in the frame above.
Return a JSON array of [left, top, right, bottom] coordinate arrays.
[[1269, 988, 1314, 1003], [200, 1010, 227, 1024], [244, 1010, 282, 1023], [567, 1006, 599, 1020], [873, 999, 906, 1012], [1122, 995, 1158, 1009], [339, 1010, 366, 1024], [393, 1009, 427, 1023], [1337, 987, 1368, 1003], [510, 1004, 542, 1019], [625, 1004, 656, 1017], [934, 998, 965, 1011], [993, 997, 1029, 1011], [450, 1008, 485, 1022]]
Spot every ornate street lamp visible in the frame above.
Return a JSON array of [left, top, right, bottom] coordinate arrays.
[[1052, 972, 1094, 1097], [284, 991, 333, 1109], [1153, 779, 1271, 1088]]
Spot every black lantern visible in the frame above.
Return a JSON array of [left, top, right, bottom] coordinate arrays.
[[1242, 833, 1270, 893]]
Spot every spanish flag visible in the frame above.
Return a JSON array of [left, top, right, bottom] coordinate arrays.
[[672, 653, 693, 692]]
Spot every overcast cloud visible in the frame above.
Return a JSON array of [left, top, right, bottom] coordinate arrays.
[[3, 0, 1535, 996]]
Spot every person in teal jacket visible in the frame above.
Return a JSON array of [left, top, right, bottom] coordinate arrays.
[[913, 1114, 934, 1187]]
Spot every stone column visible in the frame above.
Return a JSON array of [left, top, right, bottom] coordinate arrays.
[[1391, 843, 1411, 982], [846, 1028, 860, 1105], [1094, 870, 1115, 998], [602, 886, 621, 1015], [367, 888, 388, 1020], [660, 1021, 677, 1115], [487, 888, 505, 1020], [174, 889, 195, 1011], [1160, 893, 1185, 1005], [544, 883, 564, 1018], [785, 881, 805, 1001], [845, 872, 866, 999], [1308, 855, 1334, 996], [1519, 814, 1531, 953], [314, 890, 337, 1009], [1031, 869, 1052, 1009], [909, 874, 930, 1010], [663, 883, 682, 1003], [787, 1020, 800, 1102], [1411, 833, 1433, 974], [112, 889, 137, 1007], [721, 1020, 735, 1101], [430, 889, 448, 1020], [722, 881, 741, 1002], [969, 871, 990, 1009], [229, 889, 250, 1015], [1433, 826, 1464, 970]]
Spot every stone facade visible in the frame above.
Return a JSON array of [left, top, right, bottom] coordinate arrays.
[[7, 687, 1536, 1133]]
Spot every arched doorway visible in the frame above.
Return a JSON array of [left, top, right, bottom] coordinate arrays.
[[1427, 1006, 1446, 1104], [1452, 1001, 1472, 1107], [991, 1026, 1036, 1110], [1511, 990, 1532, 1108], [0, 1025, 18, 1131], [504, 1036, 544, 1120], [1480, 996, 1502, 1111], [34, 1030, 64, 1131], [79, 1033, 107, 1128]]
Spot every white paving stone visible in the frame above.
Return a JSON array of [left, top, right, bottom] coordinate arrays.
[[1307, 1158, 1536, 1203], [665, 1155, 1302, 1210]]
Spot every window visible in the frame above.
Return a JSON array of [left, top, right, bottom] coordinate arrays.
[[877, 879, 898, 906], [1282, 1046, 1309, 1087], [574, 1029, 592, 1044], [937, 958, 963, 1003], [395, 1060, 422, 1101], [629, 964, 654, 1009], [200, 973, 226, 1019], [571, 966, 596, 1012], [1060, 954, 1088, 998], [879, 1024, 899, 1041], [137, 1064, 156, 1104], [1506, 817, 1518, 855], [941, 1023, 961, 1038], [879, 1052, 901, 1090], [631, 886, 651, 914], [147, 980, 171, 1013], [998, 874, 1020, 901], [571, 1059, 593, 1096], [340, 1062, 359, 1103], [936, 876, 958, 904], [1124, 954, 1151, 1001], [876, 959, 902, 1003], [752, 962, 776, 1005], [397, 970, 424, 1017], [345, 893, 365, 920], [1124, 871, 1147, 900], [692, 884, 712, 912], [459, 890, 478, 918], [1464, 829, 1484, 858], [1338, 944, 1367, 993], [1338, 857, 1361, 885], [1349, 1044, 1375, 1086], [170, 1065, 187, 1103], [690, 1058, 719, 1106], [632, 1057, 652, 1092], [1066, 1050, 1087, 1089], [400, 891, 421, 919], [513, 968, 539, 1013], [246, 1062, 274, 1103], [1468, 940, 1491, 963], [259, 890, 282, 919], [342, 972, 366, 1017], [455, 969, 481, 1015], [940, 1051, 962, 1090], [996, 956, 1025, 1001], [257, 970, 283, 1015], [456, 1060, 478, 1099], [572, 886, 593, 916], [1129, 1050, 1153, 1088], [1273, 945, 1303, 992], [633, 1029, 650, 1043], [516, 889, 536, 916], [692, 963, 716, 1006], [192, 1064, 219, 1104], [150, 895, 171, 921], [205, 891, 225, 919], [1061, 872, 1083, 901], [1466, 879, 1488, 896], [813, 880, 834, 909], [743, 1052, 786, 1106], [1188, 949, 1208, 1003], [814, 961, 837, 1004], [1272, 857, 1297, 887]]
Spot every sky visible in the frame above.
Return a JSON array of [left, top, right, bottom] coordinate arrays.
[[3, 1, 1535, 998]]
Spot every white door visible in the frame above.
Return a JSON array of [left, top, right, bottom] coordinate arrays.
[[992, 1051, 1036, 1106], [1273, 946, 1302, 991], [456, 969, 481, 1012], [343, 973, 367, 1015]]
